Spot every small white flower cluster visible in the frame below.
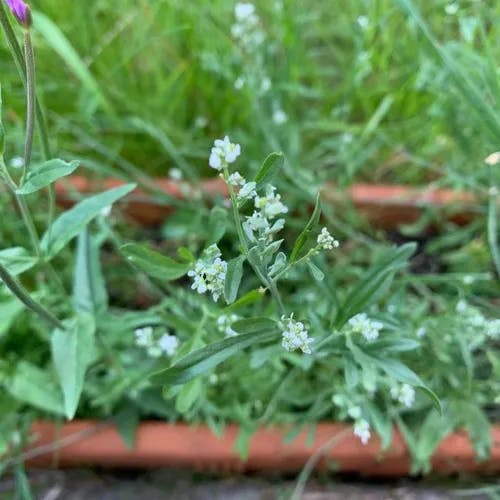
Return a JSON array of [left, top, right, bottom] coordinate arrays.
[[280, 314, 313, 354], [209, 136, 241, 171], [416, 326, 427, 338], [317, 227, 340, 251], [353, 419, 371, 445], [188, 244, 227, 302], [243, 185, 288, 242], [217, 314, 239, 337], [390, 383, 416, 408], [231, 2, 264, 50], [348, 313, 383, 341], [134, 327, 179, 358], [456, 300, 500, 338], [228, 171, 257, 200]]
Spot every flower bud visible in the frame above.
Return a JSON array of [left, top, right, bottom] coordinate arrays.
[[5, 0, 32, 28]]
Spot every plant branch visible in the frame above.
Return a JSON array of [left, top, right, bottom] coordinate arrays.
[[0, 262, 65, 330], [22, 31, 35, 179]]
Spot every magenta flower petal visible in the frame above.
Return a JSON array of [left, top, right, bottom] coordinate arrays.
[[4, 0, 31, 26]]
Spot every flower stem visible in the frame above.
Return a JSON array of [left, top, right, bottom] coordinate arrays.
[[22, 31, 35, 180], [0, 262, 65, 331], [223, 168, 248, 255]]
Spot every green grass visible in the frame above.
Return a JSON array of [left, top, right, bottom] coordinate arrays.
[[1, 0, 498, 189]]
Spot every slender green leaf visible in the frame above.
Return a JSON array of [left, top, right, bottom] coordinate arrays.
[[33, 11, 112, 114], [121, 243, 190, 281], [153, 324, 279, 385], [8, 361, 64, 415], [221, 289, 265, 313], [41, 184, 135, 259], [290, 194, 321, 262], [0, 295, 24, 337], [0, 247, 36, 276], [232, 317, 277, 335], [115, 405, 139, 450], [74, 230, 107, 316], [254, 152, 284, 188], [17, 159, 79, 194], [207, 206, 228, 245], [224, 255, 245, 304], [335, 243, 416, 327], [175, 378, 203, 413], [51, 313, 96, 419]]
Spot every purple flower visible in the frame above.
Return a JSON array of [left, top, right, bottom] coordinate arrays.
[[4, 0, 31, 27]]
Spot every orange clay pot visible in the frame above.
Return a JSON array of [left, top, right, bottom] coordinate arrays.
[[26, 421, 500, 476], [54, 176, 477, 230]]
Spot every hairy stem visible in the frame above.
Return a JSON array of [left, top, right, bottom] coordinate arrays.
[[22, 31, 35, 179]]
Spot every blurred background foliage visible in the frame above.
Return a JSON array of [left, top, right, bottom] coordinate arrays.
[[0, 0, 499, 190]]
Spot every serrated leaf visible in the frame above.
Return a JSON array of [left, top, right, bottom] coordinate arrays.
[[153, 322, 279, 385], [17, 159, 79, 195], [41, 184, 135, 259], [254, 151, 284, 188], [335, 243, 416, 327], [51, 313, 96, 419], [0, 247, 37, 276], [73, 230, 107, 316], [224, 255, 245, 304], [121, 243, 190, 281], [290, 193, 321, 262]]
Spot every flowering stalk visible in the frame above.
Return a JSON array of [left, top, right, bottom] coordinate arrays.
[[22, 29, 35, 178]]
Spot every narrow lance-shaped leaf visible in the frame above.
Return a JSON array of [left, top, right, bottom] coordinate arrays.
[[17, 159, 79, 195], [290, 193, 321, 262], [335, 243, 416, 327], [41, 184, 135, 259], [121, 243, 190, 281], [224, 255, 245, 304], [152, 318, 278, 385], [73, 229, 107, 316], [254, 151, 284, 188], [51, 313, 96, 419], [0, 247, 36, 276]]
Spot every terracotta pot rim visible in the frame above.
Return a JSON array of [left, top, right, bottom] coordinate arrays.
[[23, 420, 500, 477], [54, 176, 480, 230]]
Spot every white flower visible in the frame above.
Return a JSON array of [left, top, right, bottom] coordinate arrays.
[[260, 77, 271, 93], [456, 300, 468, 313], [168, 168, 183, 181], [9, 156, 24, 169], [158, 333, 179, 356], [228, 171, 245, 186], [317, 227, 340, 250], [254, 185, 288, 219], [188, 244, 227, 302], [245, 210, 270, 233], [235, 2, 255, 21], [134, 327, 153, 347], [390, 383, 416, 408], [272, 109, 288, 125], [100, 205, 112, 217], [485, 319, 500, 339], [445, 2, 458, 15], [353, 419, 371, 445], [194, 116, 208, 129], [280, 314, 313, 354], [347, 406, 362, 420], [348, 313, 383, 341], [238, 181, 257, 200], [217, 314, 239, 337], [416, 326, 427, 338], [462, 275, 475, 285], [357, 15, 369, 28], [209, 136, 241, 170], [234, 76, 245, 90], [485, 152, 500, 166]]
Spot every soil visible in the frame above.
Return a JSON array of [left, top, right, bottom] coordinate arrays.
[[1, 469, 494, 500]]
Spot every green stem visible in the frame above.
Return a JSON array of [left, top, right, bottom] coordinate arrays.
[[22, 31, 35, 179], [487, 187, 500, 279], [223, 168, 248, 255], [0, 157, 41, 257], [0, 262, 65, 330]]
